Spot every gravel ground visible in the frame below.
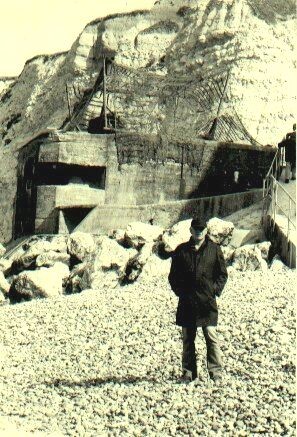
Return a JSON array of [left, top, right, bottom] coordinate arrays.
[[0, 270, 295, 436]]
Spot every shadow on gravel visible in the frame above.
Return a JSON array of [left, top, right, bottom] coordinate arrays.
[[46, 375, 179, 388]]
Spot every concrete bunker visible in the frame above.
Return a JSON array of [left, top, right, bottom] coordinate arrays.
[[13, 129, 274, 238]]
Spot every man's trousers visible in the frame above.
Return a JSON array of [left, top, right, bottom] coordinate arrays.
[[182, 326, 222, 380]]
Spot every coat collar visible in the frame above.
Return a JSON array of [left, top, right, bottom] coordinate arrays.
[[188, 234, 209, 250]]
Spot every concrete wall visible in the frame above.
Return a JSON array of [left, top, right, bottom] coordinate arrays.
[[14, 130, 274, 238], [76, 189, 263, 233], [263, 215, 296, 268], [38, 132, 116, 167], [35, 185, 105, 234]]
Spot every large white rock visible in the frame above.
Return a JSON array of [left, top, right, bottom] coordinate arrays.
[[228, 229, 265, 249], [0, 243, 5, 257], [36, 251, 70, 267], [65, 262, 87, 294], [51, 262, 70, 282], [0, 271, 10, 295], [124, 222, 164, 249], [221, 246, 235, 264], [0, 258, 12, 275], [270, 255, 289, 271], [141, 255, 171, 281], [125, 242, 155, 282], [232, 245, 268, 271], [14, 237, 69, 272], [49, 235, 68, 253], [10, 263, 69, 302], [256, 241, 271, 260], [207, 217, 234, 246], [108, 228, 126, 245], [162, 219, 192, 252], [81, 237, 137, 289], [24, 239, 55, 258], [67, 232, 96, 261]]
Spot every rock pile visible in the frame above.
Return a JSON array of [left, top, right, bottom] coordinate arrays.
[[0, 218, 289, 304]]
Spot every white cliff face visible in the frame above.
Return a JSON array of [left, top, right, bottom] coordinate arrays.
[[0, 0, 295, 243], [0, 78, 16, 98]]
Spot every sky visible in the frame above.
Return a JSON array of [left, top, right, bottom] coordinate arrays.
[[0, 0, 156, 77]]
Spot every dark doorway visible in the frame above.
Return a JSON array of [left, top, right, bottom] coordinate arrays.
[[14, 156, 38, 238], [61, 208, 93, 233]]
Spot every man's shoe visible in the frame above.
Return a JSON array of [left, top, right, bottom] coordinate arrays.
[[181, 369, 197, 382], [209, 372, 223, 383], [285, 179, 290, 183]]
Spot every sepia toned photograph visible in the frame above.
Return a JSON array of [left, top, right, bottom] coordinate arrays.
[[0, 0, 296, 435]]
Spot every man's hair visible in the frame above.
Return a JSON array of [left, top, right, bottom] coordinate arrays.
[[190, 218, 206, 231]]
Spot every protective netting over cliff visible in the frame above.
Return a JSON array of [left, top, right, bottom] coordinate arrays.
[[69, 60, 260, 146]]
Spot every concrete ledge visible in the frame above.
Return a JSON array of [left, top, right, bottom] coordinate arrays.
[[263, 215, 296, 268], [75, 189, 263, 233], [55, 185, 105, 208]]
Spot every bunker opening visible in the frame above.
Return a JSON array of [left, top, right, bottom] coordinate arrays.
[[35, 163, 106, 189]]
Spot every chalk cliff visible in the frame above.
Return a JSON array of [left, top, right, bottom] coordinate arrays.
[[0, 0, 295, 242]]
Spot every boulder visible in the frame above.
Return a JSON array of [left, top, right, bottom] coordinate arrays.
[[221, 246, 235, 264], [125, 242, 155, 282], [0, 243, 5, 257], [0, 292, 5, 304], [36, 251, 70, 267], [256, 241, 271, 260], [141, 255, 171, 281], [124, 222, 163, 249], [0, 258, 12, 275], [108, 228, 126, 245], [67, 232, 96, 261], [81, 237, 137, 289], [270, 255, 289, 271], [207, 217, 234, 246], [23, 239, 55, 258], [9, 262, 69, 303], [228, 229, 265, 249], [162, 219, 192, 253], [50, 262, 70, 282], [49, 235, 68, 253], [11, 238, 66, 275], [232, 245, 268, 271], [65, 262, 87, 294], [0, 271, 10, 295]]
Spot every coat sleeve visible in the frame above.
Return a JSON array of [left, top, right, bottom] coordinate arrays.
[[168, 250, 185, 297], [213, 245, 228, 297]]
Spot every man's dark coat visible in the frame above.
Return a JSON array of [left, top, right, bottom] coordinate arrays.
[[168, 235, 228, 327]]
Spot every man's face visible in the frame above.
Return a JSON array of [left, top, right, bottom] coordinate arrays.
[[190, 226, 205, 242]]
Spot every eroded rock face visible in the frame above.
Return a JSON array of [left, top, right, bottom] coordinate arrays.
[[0, 0, 295, 244], [233, 245, 268, 271]]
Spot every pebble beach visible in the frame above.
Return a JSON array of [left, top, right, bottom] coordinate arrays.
[[0, 269, 295, 436]]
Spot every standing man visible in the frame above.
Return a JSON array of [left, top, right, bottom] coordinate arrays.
[[168, 219, 228, 382], [278, 123, 296, 183]]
